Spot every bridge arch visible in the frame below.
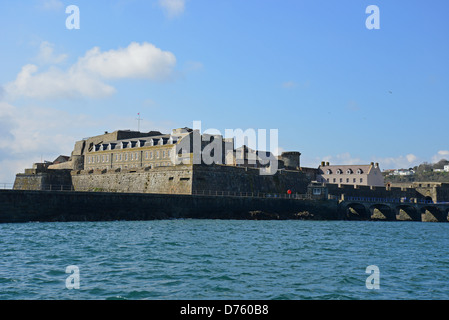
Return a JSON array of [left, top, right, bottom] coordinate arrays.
[[421, 206, 446, 222], [395, 205, 421, 222], [344, 203, 370, 220], [369, 204, 395, 221]]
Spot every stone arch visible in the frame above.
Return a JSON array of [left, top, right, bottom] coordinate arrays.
[[369, 204, 395, 221], [421, 206, 446, 222], [345, 203, 370, 220], [396, 205, 420, 221]]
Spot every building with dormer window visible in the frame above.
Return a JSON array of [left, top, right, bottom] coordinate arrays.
[[316, 161, 384, 187]]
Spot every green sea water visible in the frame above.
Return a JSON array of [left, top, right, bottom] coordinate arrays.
[[0, 219, 448, 300]]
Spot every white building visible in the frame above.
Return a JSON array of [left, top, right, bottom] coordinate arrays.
[[317, 162, 384, 187]]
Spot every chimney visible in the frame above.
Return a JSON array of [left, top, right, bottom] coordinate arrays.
[[326, 162, 330, 166], [370, 162, 374, 166], [375, 162, 379, 168], [321, 161, 325, 167]]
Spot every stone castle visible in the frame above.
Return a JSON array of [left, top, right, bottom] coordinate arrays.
[[13, 126, 449, 204], [14, 127, 313, 195]]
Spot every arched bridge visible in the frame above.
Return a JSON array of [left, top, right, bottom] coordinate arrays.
[[339, 196, 449, 222]]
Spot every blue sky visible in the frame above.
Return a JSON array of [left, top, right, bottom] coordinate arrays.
[[1, 0, 448, 182]]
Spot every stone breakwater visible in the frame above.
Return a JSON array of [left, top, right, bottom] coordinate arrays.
[[0, 190, 339, 223]]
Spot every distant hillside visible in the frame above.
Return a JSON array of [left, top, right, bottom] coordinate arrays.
[[384, 159, 449, 183]]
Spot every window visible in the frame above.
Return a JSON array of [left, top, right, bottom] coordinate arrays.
[[326, 169, 332, 174], [131, 153, 134, 161], [360, 178, 363, 183], [167, 150, 170, 158], [156, 151, 160, 159], [357, 169, 363, 174], [135, 152, 138, 160], [313, 188, 322, 195], [346, 178, 349, 183], [119, 154, 122, 161], [145, 151, 148, 159], [333, 178, 336, 183], [346, 169, 352, 174], [162, 150, 166, 158], [150, 151, 153, 159], [339, 178, 342, 183], [336, 169, 342, 175], [326, 178, 329, 182], [353, 178, 356, 183], [125, 153, 128, 161]]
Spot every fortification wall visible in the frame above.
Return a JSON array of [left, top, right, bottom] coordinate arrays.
[[71, 165, 193, 194], [14, 170, 72, 191], [0, 190, 339, 223], [192, 165, 311, 194], [326, 183, 418, 199]]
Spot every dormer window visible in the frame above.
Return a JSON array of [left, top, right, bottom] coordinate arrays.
[[346, 169, 353, 174], [336, 169, 343, 175], [357, 168, 363, 174], [326, 169, 332, 175]]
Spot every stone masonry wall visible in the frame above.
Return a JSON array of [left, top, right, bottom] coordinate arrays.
[[326, 183, 419, 200], [192, 164, 311, 194], [14, 170, 72, 190], [71, 165, 193, 194]]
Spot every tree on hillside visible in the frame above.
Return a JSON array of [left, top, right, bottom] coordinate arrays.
[[433, 159, 449, 170]]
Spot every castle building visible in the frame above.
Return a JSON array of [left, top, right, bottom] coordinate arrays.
[[14, 127, 311, 195], [316, 162, 384, 187]]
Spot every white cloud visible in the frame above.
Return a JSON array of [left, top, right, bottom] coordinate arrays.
[[406, 154, 417, 163], [282, 81, 297, 88], [39, 0, 64, 11], [320, 152, 363, 166], [37, 41, 68, 65], [311, 152, 420, 170], [184, 61, 204, 72], [431, 150, 449, 163], [0, 101, 176, 183], [4, 42, 177, 100], [5, 64, 116, 99], [159, 0, 185, 18]]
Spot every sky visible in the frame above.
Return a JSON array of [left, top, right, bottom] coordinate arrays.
[[0, 0, 449, 183]]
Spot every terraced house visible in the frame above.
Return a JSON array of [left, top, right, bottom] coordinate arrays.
[[316, 162, 384, 187]]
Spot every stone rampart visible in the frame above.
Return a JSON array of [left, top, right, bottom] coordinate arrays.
[[326, 183, 418, 199], [71, 165, 193, 194], [192, 164, 310, 194], [0, 190, 339, 223]]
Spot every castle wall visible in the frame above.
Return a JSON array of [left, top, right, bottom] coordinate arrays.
[[71, 165, 193, 194], [192, 165, 311, 194], [0, 189, 339, 223], [14, 170, 73, 191], [326, 183, 418, 200], [70, 164, 311, 195]]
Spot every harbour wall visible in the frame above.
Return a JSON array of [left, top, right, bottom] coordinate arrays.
[[0, 190, 339, 223]]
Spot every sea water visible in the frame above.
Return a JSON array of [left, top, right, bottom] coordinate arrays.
[[0, 219, 448, 300]]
